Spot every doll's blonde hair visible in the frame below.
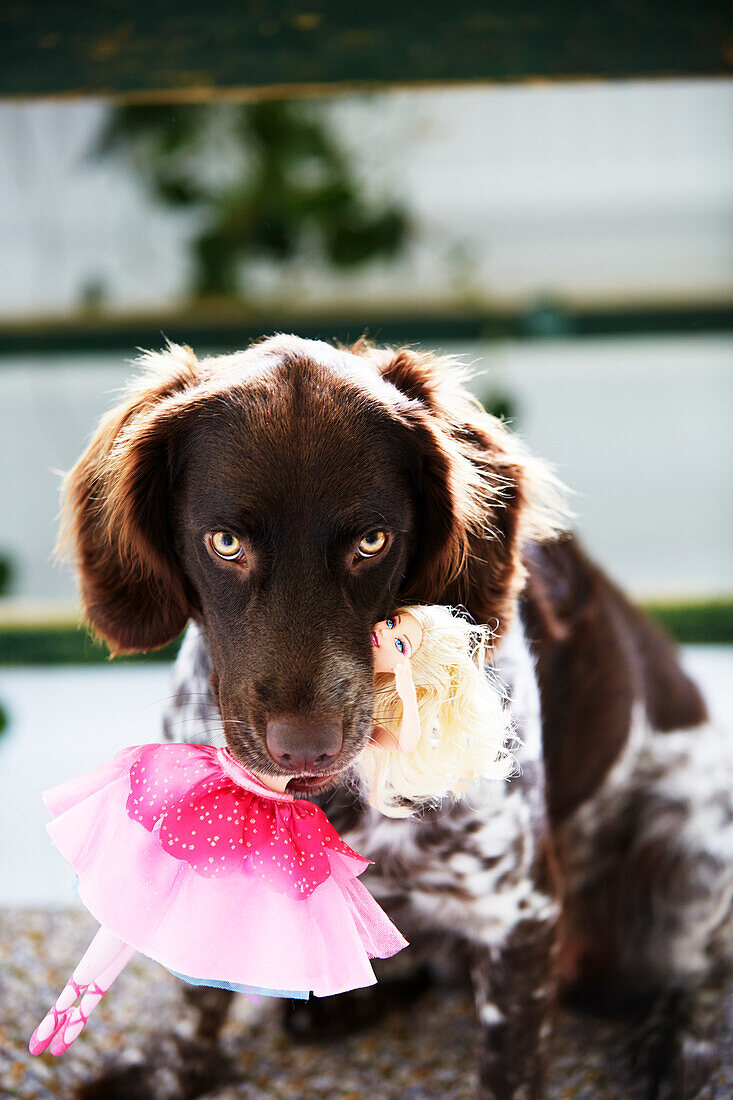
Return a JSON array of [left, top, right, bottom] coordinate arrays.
[[356, 604, 516, 818]]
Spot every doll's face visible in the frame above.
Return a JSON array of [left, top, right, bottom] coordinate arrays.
[[371, 612, 423, 674]]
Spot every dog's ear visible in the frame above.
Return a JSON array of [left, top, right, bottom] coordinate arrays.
[[390, 400, 483, 604], [377, 346, 568, 633], [59, 344, 202, 654]]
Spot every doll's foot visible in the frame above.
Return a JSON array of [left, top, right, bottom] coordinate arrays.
[[29, 978, 106, 1056], [29, 1002, 71, 1055]]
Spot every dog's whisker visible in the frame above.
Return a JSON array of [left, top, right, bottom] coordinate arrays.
[[165, 729, 226, 747], [138, 692, 217, 714], [352, 709, 399, 727]]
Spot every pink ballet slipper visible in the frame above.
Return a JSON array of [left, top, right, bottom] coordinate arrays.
[[48, 978, 106, 1055], [30, 975, 108, 1055], [29, 1000, 72, 1055], [29, 927, 136, 1056]]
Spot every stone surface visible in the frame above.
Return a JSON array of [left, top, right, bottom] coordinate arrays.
[[2, 907, 732, 1099]]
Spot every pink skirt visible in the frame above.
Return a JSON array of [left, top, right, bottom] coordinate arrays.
[[44, 743, 407, 998]]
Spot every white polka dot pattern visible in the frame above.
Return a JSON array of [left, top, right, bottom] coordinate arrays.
[[124, 744, 368, 899]]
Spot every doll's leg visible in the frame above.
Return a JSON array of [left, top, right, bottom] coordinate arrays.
[[29, 925, 135, 1055]]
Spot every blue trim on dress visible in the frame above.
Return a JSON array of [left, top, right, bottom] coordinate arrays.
[[167, 968, 311, 1000]]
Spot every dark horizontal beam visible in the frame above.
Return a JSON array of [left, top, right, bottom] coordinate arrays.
[[0, 624, 181, 666], [3, 1, 731, 103], [1, 302, 732, 359], [1, 598, 731, 665]]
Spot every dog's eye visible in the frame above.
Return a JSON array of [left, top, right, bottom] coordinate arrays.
[[357, 530, 388, 558], [209, 531, 244, 561]]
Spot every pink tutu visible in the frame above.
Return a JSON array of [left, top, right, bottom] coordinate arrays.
[[44, 743, 407, 998]]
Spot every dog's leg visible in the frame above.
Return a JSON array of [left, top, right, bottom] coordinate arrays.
[[470, 913, 558, 1100], [631, 989, 720, 1100], [181, 984, 235, 1046], [284, 963, 433, 1042]]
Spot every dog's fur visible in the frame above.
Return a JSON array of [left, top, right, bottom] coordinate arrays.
[[62, 336, 733, 1099]]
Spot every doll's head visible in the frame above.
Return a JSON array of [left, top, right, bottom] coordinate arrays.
[[357, 604, 516, 817], [371, 612, 424, 673]]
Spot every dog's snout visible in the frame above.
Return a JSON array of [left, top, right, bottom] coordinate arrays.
[[266, 714, 343, 773]]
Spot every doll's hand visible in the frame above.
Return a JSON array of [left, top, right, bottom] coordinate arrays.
[[393, 660, 415, 699]]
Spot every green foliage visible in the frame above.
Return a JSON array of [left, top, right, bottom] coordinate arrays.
[[0, 555, 13, 597], [95, 101, 410, 299], [480, 390, 518, 424], [645, 600, 733, 645]]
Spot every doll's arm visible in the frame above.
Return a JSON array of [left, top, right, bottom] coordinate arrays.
[[29, 925, 135, 1056], [393, 662, 421, 752], [370, 662, 422, 754]]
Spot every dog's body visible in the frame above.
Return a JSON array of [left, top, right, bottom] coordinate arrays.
[[63, 336, 733, 1099]]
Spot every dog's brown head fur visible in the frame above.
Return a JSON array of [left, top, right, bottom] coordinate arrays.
[[60, 335, 564, 788]]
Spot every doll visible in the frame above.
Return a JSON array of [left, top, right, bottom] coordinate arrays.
[[29, 604, 512, 1056], [28, 739, 408, 1056], [360, 604, 516, 817]]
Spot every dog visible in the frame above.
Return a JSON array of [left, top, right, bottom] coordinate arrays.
[[61, 335, 733, 1099]]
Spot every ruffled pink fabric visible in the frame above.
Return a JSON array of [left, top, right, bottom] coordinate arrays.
[[126, 743, 365, 897], [44, 744, 407, 997]]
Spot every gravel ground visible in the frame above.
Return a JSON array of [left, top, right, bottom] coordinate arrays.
[[2, 909, 733, 1100]]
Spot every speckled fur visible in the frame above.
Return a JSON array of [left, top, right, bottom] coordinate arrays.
[[558, 707, 733, 1005]]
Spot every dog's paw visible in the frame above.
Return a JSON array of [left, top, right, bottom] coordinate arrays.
[[652, 1035, 718, 1100], [630, 989, 719, 1100], [73, 1032, 234, 1100]]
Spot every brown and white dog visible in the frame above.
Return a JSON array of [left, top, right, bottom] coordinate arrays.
[[61, 335, 733, 1099]]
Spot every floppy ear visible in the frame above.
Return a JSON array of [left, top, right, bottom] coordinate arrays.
[[390, 400, 482, 603], [377, 347, 568, 633], [59, 344, 202, 654]]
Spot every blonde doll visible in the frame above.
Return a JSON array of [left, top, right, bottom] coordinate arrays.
[[360, 604, 516, 818]]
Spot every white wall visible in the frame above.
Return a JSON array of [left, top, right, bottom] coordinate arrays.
[[0, 80, 731, 314], [463, 335, 733, 598]]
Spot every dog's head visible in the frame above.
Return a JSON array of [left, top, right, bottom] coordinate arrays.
[[60, 336, 564, 792]]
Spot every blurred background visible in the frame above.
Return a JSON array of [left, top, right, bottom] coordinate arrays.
[[0, 7, 732, 1094], [1, 83, 732, 608], [2, 77, 731, 905]]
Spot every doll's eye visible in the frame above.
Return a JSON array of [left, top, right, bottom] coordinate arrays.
[[209, 531, 244, 560], [386, 618, 395, 630], [357, 530, 388, 558], [395, 638, 405, 654]]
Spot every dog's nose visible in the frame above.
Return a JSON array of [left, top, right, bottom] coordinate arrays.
[[265, 715, 343, 773]]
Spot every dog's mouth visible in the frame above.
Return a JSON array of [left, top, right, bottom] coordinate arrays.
[[286, 773, 341, 794]]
